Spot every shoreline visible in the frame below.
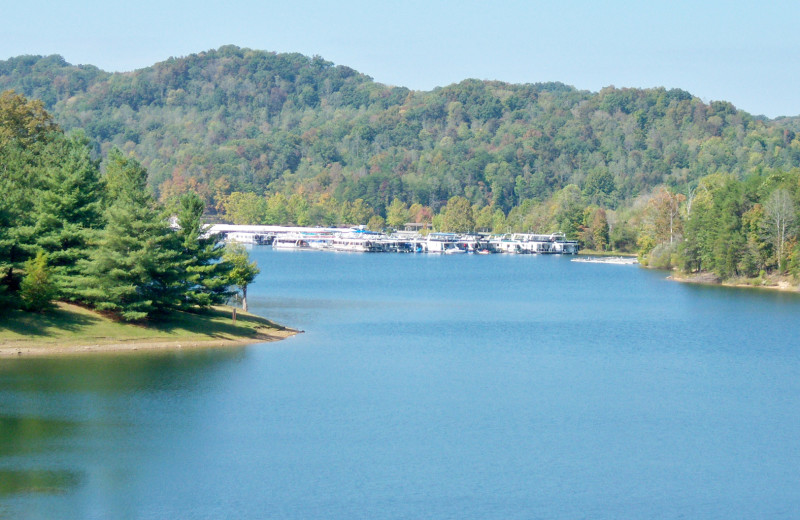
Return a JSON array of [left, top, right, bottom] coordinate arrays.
[[666, 271, 800, 293], [0, 303, 301, 358], [0, 330, 299, 358]]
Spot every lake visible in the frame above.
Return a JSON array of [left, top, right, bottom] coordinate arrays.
[[1, 249, 799, 519]]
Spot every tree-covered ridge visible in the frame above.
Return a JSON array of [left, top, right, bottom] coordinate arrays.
[[0, 54, 108, 109], [2, 45, 798, 223]]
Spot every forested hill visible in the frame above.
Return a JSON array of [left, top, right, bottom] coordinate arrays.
[[2, 45, 799, 218]]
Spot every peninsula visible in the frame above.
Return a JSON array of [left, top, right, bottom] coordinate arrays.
[[0, 303, 298, 358]]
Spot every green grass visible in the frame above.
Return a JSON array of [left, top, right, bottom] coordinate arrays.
[[0, 303, 293, 348]]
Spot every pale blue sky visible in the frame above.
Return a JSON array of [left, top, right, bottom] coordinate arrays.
[[3, 0, 799, 117]]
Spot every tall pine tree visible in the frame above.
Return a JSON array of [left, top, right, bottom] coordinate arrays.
[[173, 191, 233, 309], [32, 132, 104, 301], [80, 149, 181, 321]]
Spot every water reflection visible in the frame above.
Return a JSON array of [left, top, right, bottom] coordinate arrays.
[[0, 469, 82, 496], [0, 347, 247, 394], [0, 414, 78, 456]]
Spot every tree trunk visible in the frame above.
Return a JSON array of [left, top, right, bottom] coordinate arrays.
[[242, 285, 248, 312]]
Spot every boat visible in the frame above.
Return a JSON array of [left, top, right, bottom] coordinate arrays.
[[425, 233, 460, 253], [571, 256, 638, 265], [444, 246, 466, 254], [330, 236, 383, 252], [273, 235, 311, 249]]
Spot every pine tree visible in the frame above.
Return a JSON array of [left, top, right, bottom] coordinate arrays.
[[80, 150, 181, 321], [32, 133, 103, 301], [174, 191, 232, 308]]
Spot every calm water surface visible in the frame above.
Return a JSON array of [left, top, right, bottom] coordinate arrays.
[[1, 250, 799, 519]]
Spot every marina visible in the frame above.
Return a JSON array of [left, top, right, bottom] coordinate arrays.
[[205, 224, 580, 254]]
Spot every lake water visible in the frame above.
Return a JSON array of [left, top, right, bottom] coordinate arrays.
[[1, 249, 799, 519]]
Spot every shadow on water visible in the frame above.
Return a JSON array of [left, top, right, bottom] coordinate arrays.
[[0, 469, 82, 496]]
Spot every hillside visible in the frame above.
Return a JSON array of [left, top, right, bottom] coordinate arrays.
[[2, 45, 799, 220]]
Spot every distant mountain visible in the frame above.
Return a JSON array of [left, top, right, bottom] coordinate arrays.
[[2, 45, 798, 215]]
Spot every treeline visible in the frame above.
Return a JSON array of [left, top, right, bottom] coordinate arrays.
[[2, 47, 799, 225], [3, 47, 800, 283], [0, 91, 257, 319], [638, 170, 800, 280]]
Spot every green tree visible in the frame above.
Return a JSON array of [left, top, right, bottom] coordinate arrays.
[[0, 143, 36, 304], [0, 91, 60, 305], [386, 198, 410, 229], [342, 198, 373, 225], [551, 185, 583, 238], [32, 132, 103, 301], [223, 243, 260, 312], [288, 193, 311, 226], [80, 150, 181, 321], [174, 191, 233, 308], [441, 196, 474, 233], [224, 191, 268, 224], [474, 205, 494, 232], [491, 209, 507, 233], [367, 215, 385, 231], [19, 251, 56, 312], [266, 192, 291, 224], [582, 167, 616, 206], [591, 208, 610, 251]]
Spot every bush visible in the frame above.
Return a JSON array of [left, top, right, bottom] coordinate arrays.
[[20, 251, 57, 312], [647, 241, 680, 270]]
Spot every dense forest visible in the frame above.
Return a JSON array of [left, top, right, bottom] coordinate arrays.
[[2, 45, 800, 283]]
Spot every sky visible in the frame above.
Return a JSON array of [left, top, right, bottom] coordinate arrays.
[[3, 0, 799, 118]]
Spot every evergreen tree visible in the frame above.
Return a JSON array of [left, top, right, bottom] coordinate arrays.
[[32, 132, 103, 300], [174, 191, 233, 308], [80, 150, 181, 321]]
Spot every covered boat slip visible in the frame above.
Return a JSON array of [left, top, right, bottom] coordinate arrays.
[[206, 225, 579, 254]]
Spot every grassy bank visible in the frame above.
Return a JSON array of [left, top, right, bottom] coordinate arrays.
[[0, 303, 298, 357]]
